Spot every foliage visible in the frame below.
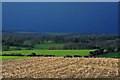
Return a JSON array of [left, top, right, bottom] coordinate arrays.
[[96, 52, 120, 58], [2, 31, 119, 50], [2, 53, 24, 56]]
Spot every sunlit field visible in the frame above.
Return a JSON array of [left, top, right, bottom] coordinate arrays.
[[2, 57, 119, 78], [2, 49, 92, 56]]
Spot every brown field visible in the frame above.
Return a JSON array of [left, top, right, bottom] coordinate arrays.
[[2, 57, 120, 78]]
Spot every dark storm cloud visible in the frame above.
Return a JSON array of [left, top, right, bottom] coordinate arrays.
[[2, 2, 118, 34]]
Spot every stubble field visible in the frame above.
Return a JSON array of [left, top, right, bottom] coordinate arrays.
[[2, 57, 119, 78]]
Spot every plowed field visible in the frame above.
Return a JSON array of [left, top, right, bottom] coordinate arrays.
[[2, 57, 119, 78]]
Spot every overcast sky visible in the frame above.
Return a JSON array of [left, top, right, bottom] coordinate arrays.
[[3, 2, 118, 34]]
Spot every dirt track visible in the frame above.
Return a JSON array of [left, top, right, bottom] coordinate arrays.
[[2, 57, 119, 78]]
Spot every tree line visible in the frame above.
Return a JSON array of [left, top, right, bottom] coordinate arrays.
[[2, 31, 120, 51]]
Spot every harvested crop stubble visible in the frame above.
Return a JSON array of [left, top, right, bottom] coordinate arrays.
[[2, 57, 119, 78]]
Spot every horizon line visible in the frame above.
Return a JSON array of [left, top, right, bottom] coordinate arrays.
[[2, 30, 118, 34], [1, 0, 120, 2]]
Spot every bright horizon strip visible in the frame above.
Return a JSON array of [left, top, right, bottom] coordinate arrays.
[[1, 0, 120, 2]]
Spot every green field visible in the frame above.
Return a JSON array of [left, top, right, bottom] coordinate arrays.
[[97, 52, 120, 58], [9, 46, 26, 50], [0, 56, 27, 60], [34, 42, 64, 49], [1, 50, 120, 60], [2, 50, 92, 56], [8, 43, 64, 50], [1, 50, 93, 60]]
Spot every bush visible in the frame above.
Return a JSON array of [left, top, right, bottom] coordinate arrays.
[[15, 47, 22, 50], [44, 55, 55, 57], [89, 49, 107, 57], [37, 55, 44, 57], [2, 45, 10, 51], [73, 55, 82, 57], [83, 56, 89, 58], [64, 55, 72, 58], [89, 51, 94, 57], [27, 53, 55, 57], [26, 46, 33, 50], [27, 53, 36, 56], [2, 53, 24, 56]]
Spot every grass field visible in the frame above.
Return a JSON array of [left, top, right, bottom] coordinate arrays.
[[2, 50, 92, 57], [1, 56, 27, 60], [97, 52, 120, 58], [9, 46, 26, 50], [34, 42, 64, 49]]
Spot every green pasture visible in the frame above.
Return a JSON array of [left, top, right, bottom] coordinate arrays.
[[2, 50, 92, 56], [0, 56, 27, 60]]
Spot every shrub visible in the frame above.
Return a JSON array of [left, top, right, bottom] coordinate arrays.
[[44, 55, 55, 57], [73, 55, 82, 57], [64, 55, 72, 58], [27, 53, 36, 56], [37, 55, 44, 57], [89, 51, 94, 57], [2, 53, 24, 56], [83, 56, 89, 58], [15, 47, 22, 50]]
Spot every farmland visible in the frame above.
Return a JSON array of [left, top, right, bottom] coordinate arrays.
[[1, 31, 120, 78], [2, 31, 120, 59], [2, 57, 119, 78], [2, 50, 92, 56], [1, 49, 93, 60], [1, 56, 27, 60], [2, 2, 120, 79]]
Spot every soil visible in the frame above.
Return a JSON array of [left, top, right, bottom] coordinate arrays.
[[2, 57, 119, 78]]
